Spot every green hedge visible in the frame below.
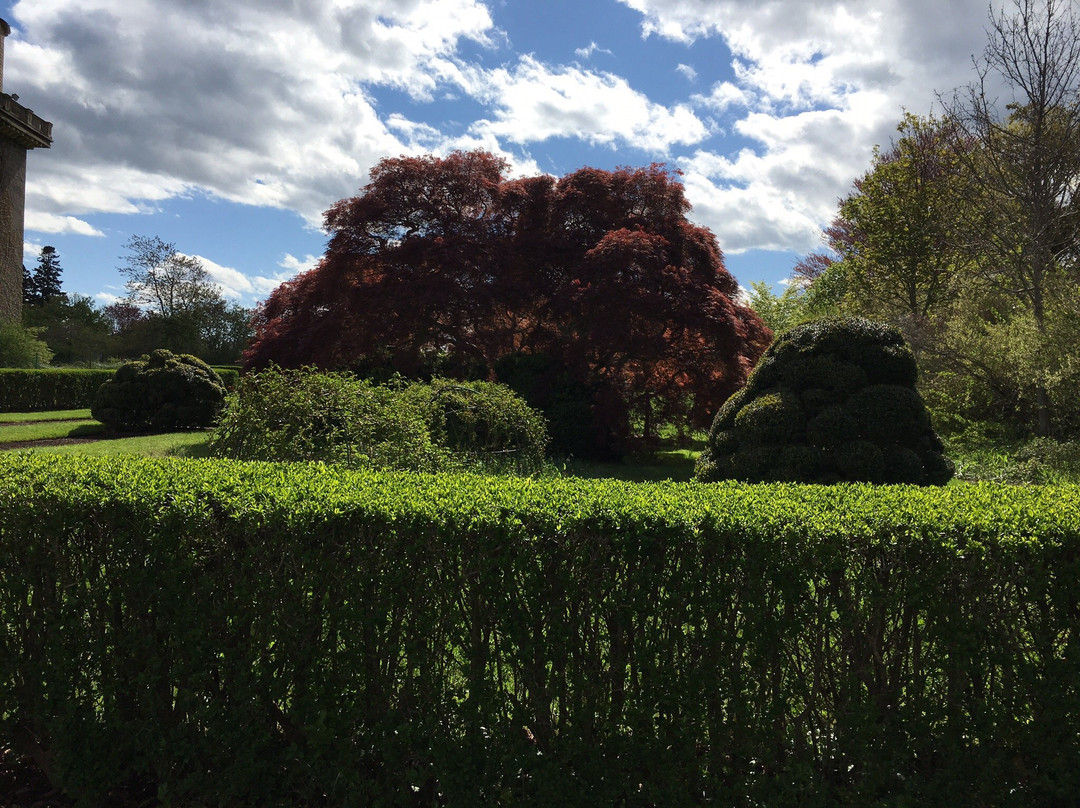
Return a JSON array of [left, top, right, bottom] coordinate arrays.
[[0, 368, 115, 411], [210, 366, 240, 389], [2, 454, 1079, 806]]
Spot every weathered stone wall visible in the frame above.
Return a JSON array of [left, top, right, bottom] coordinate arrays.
[[0, 136, 25, 322]]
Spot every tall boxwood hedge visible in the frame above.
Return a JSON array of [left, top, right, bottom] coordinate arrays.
[[2, 453, 1079, 806], [0, 368, 115, 411]]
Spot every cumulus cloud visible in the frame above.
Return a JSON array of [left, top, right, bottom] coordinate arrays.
[[6, 0, 1011, 272], [279, 253, 321, 274], [619, 0, 991, 252], [676, 63, 698, 82], [191, 254, 294, 302], [574, 41, 612, 59], [466, 56, 709, 153], [93, 291, 123, 306], [7, 0, 498, 227], [24, 212, 105, 236]]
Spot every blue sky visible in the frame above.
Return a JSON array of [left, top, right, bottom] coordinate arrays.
[[5, 0, 994, 309]]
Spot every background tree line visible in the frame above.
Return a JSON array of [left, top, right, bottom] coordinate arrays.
[[4, 236, 253, 367], [751, 0, 1080, 443]]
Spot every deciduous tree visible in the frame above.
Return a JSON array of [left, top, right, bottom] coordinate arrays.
[[943, 0, 1080, 434], [247, 151, 770, 451], [118, 235, 219, 319]]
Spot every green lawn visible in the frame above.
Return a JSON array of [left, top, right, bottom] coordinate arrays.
[[25, 431, 213, 458], [0, 420, 104, 442], [0, 409, 92, 423], [0, 408, 213, 458]]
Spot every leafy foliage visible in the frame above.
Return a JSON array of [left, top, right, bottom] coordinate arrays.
[[92, 349, 226, 432], [3, 453, 1080, 805], [697, 317, 953, 484], [246, 151, 771, 455], [22, 295, 112, 365], [401, 376, 549, 471], [207, 366, 547, 473], [0, 323, 53, 368]]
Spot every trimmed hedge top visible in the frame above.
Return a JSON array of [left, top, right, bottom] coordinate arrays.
[[2, 453, 1079, 806], [696, 317, 953, 485]]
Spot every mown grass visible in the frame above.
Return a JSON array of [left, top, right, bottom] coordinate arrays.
[[0, 408, 213, 458], [6, 409, 1079, 484], [0, 409, 93, 423], [11, 431, 213, 458], [0, 420, 104, 442]]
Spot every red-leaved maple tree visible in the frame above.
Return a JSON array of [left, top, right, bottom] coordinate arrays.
[[246, 150, 771, 451]]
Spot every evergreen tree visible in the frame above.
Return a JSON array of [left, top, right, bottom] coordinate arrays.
[[31, 246, 65, 304], [22, 264, 37, 306]]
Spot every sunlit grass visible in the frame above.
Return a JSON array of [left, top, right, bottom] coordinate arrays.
[[0, 420, 104, 442], [19, 431, 213, 458], [0, 409, 92, 423]]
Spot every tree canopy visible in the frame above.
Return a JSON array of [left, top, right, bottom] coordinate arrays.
[[247, 150, 770, 451], [788, 0, 1080, 439]]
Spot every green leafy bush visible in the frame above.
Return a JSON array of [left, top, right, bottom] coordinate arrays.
[[0, 322, 52, 368], [402, 377, 548, 472], [208, 367, 547, 473], [2, 453, 1079, 806], [207, 365, 442, 470], [92, 349, 226, 432], [697, 317, 953, 484]]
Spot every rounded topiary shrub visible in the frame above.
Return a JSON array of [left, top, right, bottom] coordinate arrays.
[[695, 317, 953, 485], [92, 349, 226, 432]]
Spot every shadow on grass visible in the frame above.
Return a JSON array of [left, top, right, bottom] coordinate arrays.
[[560, 448, 699, 483]]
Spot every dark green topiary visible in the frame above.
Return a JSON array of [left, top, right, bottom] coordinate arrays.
[[92, 349, 226, 432], [695, 317, 953, 485]]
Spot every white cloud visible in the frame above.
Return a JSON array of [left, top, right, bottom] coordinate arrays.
[[7, 0, 498, 227], [93, 291, 123, 306], [466, 56, 709, 153], [279, 253, 321, 274], [574, 41, 612, 59], [676, 63, 698, 82], [24, 212, 106, 236], [693, 80, 748, 113], [616, 0, 991, 252]]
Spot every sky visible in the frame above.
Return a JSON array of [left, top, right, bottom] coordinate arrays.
[[5, 0, 999, 309]]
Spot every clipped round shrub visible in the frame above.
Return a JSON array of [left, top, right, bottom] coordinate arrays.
[[835, 440, 885, 483], [733, 387, 804, 445], [695, 317, 953, 485], [92, 349, 226, 432], [848, 384, 930, 445], [806, 405, 858, 449]]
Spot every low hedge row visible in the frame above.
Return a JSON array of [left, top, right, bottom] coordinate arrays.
[[2, 454, 1079, 806], [0, 368, 115, 411]]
